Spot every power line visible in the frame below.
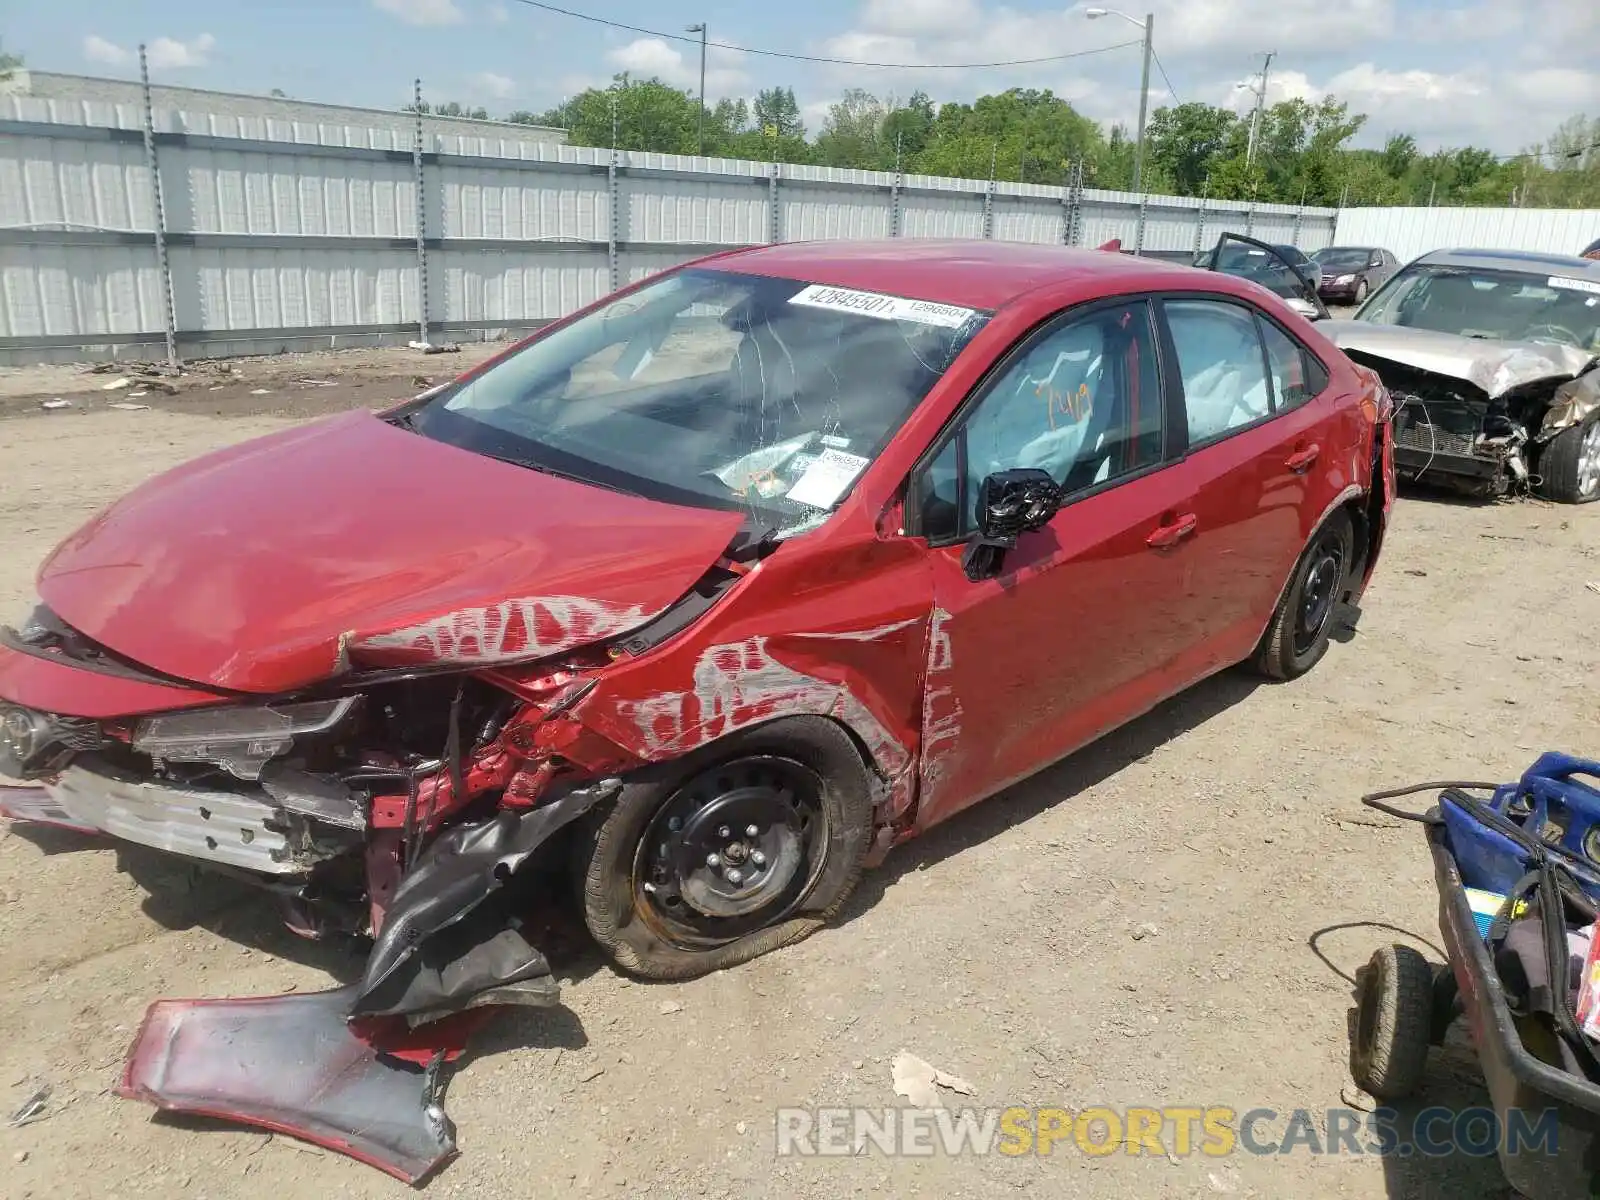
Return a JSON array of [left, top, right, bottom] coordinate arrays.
[[1149, 47, 1178, 105], [506, 0, 1143, 70]]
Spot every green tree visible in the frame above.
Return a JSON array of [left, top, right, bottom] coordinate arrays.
[[405, 100, 490, 119], [752, 87, 804, 139], [0, 38, 23, 81], [1146, 102, 1238, 196]]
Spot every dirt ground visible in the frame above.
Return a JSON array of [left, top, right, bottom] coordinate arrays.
[[0, 349, 1596, 1200]]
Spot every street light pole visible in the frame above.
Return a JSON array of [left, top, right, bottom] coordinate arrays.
[[1133, 13, 1153, 193], [687, 22, 707, 155], [1085, 8, 1154, 194]]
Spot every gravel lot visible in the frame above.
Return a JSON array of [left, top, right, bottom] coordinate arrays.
[[0, 344, 1596, 1200]]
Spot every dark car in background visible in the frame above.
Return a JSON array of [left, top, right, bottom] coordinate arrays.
[[1198, 237, 1326, 321], [1321, 248, 1600, 502], [1582, 237, 1600, 261], [1311, 246, 1399, 305]]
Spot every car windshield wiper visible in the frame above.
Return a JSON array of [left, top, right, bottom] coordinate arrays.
[[474, 448, 644, 498]]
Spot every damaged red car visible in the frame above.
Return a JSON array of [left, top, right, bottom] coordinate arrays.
[[0, 239, 1394, 1170]]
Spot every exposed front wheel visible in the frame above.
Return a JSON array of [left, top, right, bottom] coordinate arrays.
[[577, 716, 875, 980], [1354, 278, 1369, 304], [1536, 412, 1600, 504], [1250, 509, 1353, 680]]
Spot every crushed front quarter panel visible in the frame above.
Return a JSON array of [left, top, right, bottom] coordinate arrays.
[[560, 532, 935, 828]]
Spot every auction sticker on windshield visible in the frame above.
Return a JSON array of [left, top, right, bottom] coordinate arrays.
[[789, 284, 976, 329], [786, 447, 872, 509], [1548, 276, 1600, 297]]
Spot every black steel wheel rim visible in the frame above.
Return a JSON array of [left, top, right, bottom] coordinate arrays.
[[632, 755, 830, 949], [1294, 534, 1345, 655]]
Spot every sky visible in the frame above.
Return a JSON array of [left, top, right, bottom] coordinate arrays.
[[7, 0, 1599, 154]]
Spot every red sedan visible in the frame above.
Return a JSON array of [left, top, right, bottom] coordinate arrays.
[[1, 239, 1395, 1001]]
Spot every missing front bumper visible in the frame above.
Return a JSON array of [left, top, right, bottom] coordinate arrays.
[[44, 763, 306, 873]]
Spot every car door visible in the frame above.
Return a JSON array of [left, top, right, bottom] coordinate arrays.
[[1209, 233, 1329, 320], [904, 296, 1202, 830], [1159, 292, 1339, 670]]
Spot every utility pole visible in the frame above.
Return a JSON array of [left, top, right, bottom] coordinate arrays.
[[1244, 50, 1275, 169], [1133, 12, 1153, 193], [687, 23, 707, 155]]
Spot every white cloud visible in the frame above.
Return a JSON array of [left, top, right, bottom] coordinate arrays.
[[372, 0, 464, 27], [84, 33, 214, 70], [82, 35, 132, 66], [605, 37, 749, 95], [145, 34, 216, 70], [487, 2, 510, 21], [474, 71, 517, 100]]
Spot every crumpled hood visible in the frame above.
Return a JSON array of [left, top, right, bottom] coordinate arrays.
[[36, 410, 744, 694], [1319, 320, 1598, 399]]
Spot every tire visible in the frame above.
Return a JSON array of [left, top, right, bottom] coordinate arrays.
[[576, 716, 875, 980], [1535, 411, 1600, 504], [1250, 508, 1354, 680], [1354, 278, 1369, 304], [1350, 944, 1435, 1100]]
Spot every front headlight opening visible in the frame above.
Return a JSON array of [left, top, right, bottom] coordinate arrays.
[[133, 697, 360, 780]]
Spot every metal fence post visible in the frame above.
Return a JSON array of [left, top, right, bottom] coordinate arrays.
[[411, 79, 430, 347], [983, 179, 995, 239], [890, 168, 903, 238], [1134, 193, 1148, 255], [1292, 203, 1304, 246], [1244, 202, 1256, 238], [1193, 197, 1207, 256], [138, 46, 179, 370], [607, 149, 622, 292], [1061, 159, 1083, 247], [768, 162, 780, 244]]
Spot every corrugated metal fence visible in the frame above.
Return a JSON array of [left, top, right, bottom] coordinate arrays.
[[0, 85, 1337, 366], [4, 77, 1598, 367]]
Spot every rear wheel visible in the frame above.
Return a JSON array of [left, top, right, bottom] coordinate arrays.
[[1354, 278, 1369, 304], [1250, 509, 1353, 680], [577, 716, 874, 980], [1536, 412, 1600, 504]]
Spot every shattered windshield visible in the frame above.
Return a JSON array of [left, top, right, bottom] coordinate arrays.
[[1356, 265, 1600, 350], [412, 269, 989, 533], [1312, 248, 1373, 271]]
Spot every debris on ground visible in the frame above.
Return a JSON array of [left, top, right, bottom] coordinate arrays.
[[657, 1000, 683, 1015], [1132, 922, 1161, 940], [890, 1052, 974, 1108], [9, 1084, 50, 1127], [107, 403, 150, 412], [249, 389, 272, 396], [409, 341, 462, 355], [100, 378, 131, 391], [40, 399, 72, 410]]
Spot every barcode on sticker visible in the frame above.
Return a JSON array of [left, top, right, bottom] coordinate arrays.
[[789, 285, 976, 328]]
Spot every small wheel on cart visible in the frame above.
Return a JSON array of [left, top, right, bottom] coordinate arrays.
[[1351, 944, 1435, 1100]]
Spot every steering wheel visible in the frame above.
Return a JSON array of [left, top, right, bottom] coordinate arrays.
[[1524, 323, 1580, 346]]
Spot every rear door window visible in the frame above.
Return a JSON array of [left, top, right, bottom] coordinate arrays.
[[1164, 300, 1272, 444]]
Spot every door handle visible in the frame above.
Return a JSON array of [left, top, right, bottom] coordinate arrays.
[[1285, 444, 1321, 473], [1146, 512, 1198, 549]]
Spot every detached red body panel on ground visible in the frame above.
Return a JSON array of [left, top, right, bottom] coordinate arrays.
[[117, 986, 493, 1185]]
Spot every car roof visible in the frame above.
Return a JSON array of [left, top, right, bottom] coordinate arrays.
[[707, 239, 1209, 312], [1414, 247, 1600, 275]]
